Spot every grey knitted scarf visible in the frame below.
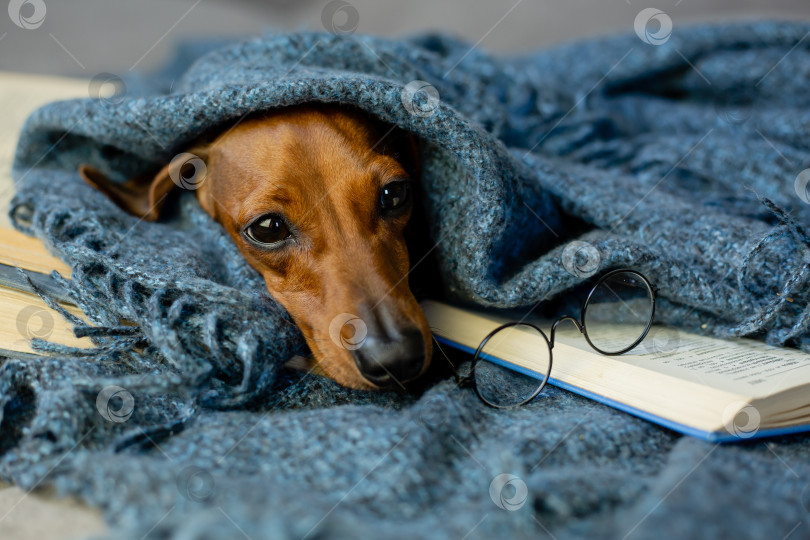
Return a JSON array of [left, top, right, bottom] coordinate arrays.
[[3, 22, 810, 539]]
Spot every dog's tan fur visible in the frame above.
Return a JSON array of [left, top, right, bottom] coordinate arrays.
[[79, 105, 432, 389]]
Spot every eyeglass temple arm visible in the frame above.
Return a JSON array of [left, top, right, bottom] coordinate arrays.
[[549, 316, 584, 349]]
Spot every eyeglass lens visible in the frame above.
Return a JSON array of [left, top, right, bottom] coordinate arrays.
[[472, 270, 655, 408], [583, 271, 654, 354], [473, 323, 551, 408]]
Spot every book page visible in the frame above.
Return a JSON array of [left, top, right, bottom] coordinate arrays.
[[423, 300, 747, 432], [0, 71, 90, 229], [551, 322, 810, 399]]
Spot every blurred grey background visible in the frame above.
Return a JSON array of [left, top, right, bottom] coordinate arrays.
[[1, 0, 810, 77], [1, 2, 810, 539]]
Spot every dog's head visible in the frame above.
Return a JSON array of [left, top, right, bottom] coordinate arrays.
[[80, 105, 432, 390]]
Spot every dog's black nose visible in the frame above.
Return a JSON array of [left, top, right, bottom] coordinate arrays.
[[354, 328, 426, 387]]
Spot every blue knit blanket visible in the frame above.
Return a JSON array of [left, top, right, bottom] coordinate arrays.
[[4, 22, 810, 539]]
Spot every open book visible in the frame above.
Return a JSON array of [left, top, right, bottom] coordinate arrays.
[[422, 300, 810, 442]]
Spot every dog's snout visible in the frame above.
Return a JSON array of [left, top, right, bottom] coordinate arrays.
[[354, 327, 426, 388]]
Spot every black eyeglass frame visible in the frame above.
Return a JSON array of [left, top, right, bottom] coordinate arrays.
[[470, 268, 657, 409]]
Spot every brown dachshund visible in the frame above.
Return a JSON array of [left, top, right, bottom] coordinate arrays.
[[78, 105, 432, 390]]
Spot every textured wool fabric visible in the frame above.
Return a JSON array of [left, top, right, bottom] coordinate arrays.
[[3, 21, 810, 539]]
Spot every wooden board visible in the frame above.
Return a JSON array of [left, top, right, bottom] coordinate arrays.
[[0, 227, 72, 277], [0, 287, 93, 355]]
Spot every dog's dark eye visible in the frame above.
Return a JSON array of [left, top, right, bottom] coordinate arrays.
[[244, 214, 292, 246], [380, 180, 411, 213]]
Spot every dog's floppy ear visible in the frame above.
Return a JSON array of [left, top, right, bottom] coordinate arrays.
[[79, 163, 176, 222], [79, 146, 210, 222]]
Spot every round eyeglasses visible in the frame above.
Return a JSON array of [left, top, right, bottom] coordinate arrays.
[[470, 269, 656, 409]]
